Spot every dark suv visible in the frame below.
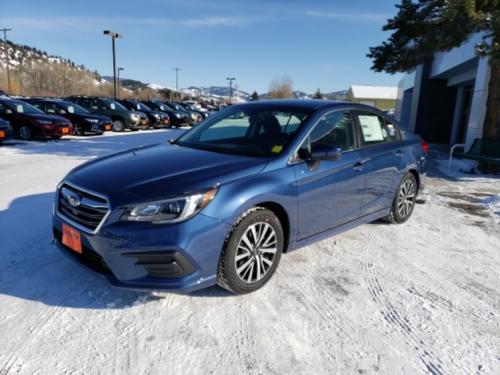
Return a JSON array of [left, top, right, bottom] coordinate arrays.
[[140, 99, 190, 127], [166, 101, 202, 124], [117, 99, 170, 128], [65, 96, 148, 132], [25, 98, 112, 135]]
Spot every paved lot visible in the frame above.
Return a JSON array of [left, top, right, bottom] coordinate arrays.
[[1, 131, 499, 374]]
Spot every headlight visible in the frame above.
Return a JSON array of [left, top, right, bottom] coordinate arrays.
[[153, 113, 161, 120], [120, 188, 217, 224], [36, 119, 52, 125], [174, 113, 182, 118], [130, 113, 139, 120], [85, 118, 99, 123]]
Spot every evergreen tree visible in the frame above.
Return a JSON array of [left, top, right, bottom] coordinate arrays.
[[251, 91, 259, 101], [368, 0, 500, 140], [313, 88, 322, 99]]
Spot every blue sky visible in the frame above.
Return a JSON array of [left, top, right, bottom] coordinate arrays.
[[1, 0, 402, 93]]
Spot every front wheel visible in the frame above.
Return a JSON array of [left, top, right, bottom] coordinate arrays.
[[217, 208, 283, 294], [112, 119, 125, 132], [383, 173, 417, 224], [19, 126, 33, 140]]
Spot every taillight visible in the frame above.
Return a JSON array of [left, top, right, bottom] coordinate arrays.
[[421, 139, 429, 154]]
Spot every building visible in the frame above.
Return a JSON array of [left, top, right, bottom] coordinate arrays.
[[396, 33, 490, 149], [346, 85, 398, 110]]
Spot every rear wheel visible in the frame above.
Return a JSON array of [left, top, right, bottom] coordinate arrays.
[[19, 126, 33, 140], [383, 173, 417, 224], [112, 119, 125, 132], [217, 208, 283, 294]]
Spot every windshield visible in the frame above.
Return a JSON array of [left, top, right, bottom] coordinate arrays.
[[176, 106, 309, 157], [131, 101, 151, 112], [153, 102, 172, 112], [7, 100, 45, 115], [59, 101, 89, 114], [168, 103, 186, 112], [101, 99, 128, 111]]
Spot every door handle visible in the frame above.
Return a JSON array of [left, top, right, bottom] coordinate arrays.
[[395, 150, 404, 158], [353, 162, 365, 172]]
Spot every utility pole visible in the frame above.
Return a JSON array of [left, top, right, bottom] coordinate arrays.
[[1, 28, 12, 95], [172, 67, 182, 99], [226, 77, 236, 104], [103, 30, 122, 99], [117, 67, 124, 99]]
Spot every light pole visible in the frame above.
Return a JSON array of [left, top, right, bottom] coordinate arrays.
[[226, 77, 236, 104], [117, 67, 124, 99], [1, 28, 12, 95], [172, 67, 182, 99], [103, 30, 122, 99]]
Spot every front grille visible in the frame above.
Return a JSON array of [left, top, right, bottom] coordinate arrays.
[[54, 228, 112, 275], [58, 184, 109, 231]]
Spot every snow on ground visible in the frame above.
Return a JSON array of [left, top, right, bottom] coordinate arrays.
[[0, 133, 499, 374]]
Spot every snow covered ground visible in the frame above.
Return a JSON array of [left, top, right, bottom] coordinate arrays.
[[0, 131, 499, 374]]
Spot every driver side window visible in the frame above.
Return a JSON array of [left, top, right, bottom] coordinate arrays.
[[309, 110, 356, 151]]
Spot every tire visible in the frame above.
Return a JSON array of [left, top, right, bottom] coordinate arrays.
[[382, 173, 417, 224], [217, 208, 283, 294], [112, 119, 125, 132], [19, 126, 33, 140], [73, 124, 84, 136]]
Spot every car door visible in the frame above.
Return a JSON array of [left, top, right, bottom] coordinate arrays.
[[293, 109, 367, 239], [353, 110, 406, 216]]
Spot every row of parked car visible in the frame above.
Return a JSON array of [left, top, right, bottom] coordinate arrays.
[[0, 95, 213, 141]]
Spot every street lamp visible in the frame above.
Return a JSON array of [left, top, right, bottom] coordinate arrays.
[[103, 30, 122, 99], [0, 28, 12, 95], [172, 67, 182, 99], [117, 67, 124, 99], [226, 77, 236, 104]]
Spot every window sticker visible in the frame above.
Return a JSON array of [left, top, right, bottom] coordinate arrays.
[[358, 115, 385, 142], [387, 124, 396, 137], [16, 104, 24, 113], [271, 145, 283, 154], [110, 103, 116, 110], [67, 106, 75, 114]]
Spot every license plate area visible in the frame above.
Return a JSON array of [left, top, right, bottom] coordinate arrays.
[[62, 223, 82, 254]]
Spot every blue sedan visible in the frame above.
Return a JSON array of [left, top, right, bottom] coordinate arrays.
[[53, 100, 427, 294]]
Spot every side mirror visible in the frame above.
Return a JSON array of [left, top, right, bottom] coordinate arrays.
[[310, 144, 342, 161]]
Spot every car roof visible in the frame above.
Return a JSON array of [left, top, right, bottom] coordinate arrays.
[[233, 99, 356, 111]]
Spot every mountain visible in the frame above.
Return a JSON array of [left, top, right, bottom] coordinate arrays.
[[181, 86, 250, 102], [0, 39, 108, 96]]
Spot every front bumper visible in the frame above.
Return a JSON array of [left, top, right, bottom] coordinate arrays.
[[38, 124, 72, 138], [52, 210, 230, 292]]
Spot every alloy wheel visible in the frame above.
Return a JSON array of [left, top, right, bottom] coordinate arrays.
[[235, 222, 278, 284], [19, 126, 32, 140], [397, 179, 415, 218], [112, 120, 124, 132]]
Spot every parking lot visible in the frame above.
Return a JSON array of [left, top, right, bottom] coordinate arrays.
[[1, 131, 499, 374]]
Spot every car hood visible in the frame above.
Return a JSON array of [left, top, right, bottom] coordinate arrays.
[[25, 113, 70, 124], [79, 113, 111, 122], [67, 143, 268, 207]]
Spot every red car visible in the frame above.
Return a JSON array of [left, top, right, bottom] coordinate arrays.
[[0, 98, 72, 140]]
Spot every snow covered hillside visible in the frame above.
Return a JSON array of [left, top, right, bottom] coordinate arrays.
[[0, 133, 499, 374]]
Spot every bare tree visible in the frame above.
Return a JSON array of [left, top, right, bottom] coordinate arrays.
[[268, 76, 293, 99]]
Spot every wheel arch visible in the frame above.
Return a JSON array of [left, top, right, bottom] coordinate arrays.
[[407, 168, 420, 192], [253, 201, 291, 253]]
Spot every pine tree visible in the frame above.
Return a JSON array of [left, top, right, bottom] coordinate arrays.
[[368, 0, 500, 140], [251, 91, 259, 101], [313, 88, 322, 99]]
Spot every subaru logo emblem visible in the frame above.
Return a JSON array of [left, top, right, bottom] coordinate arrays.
[[67, 194, 81, 208]]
